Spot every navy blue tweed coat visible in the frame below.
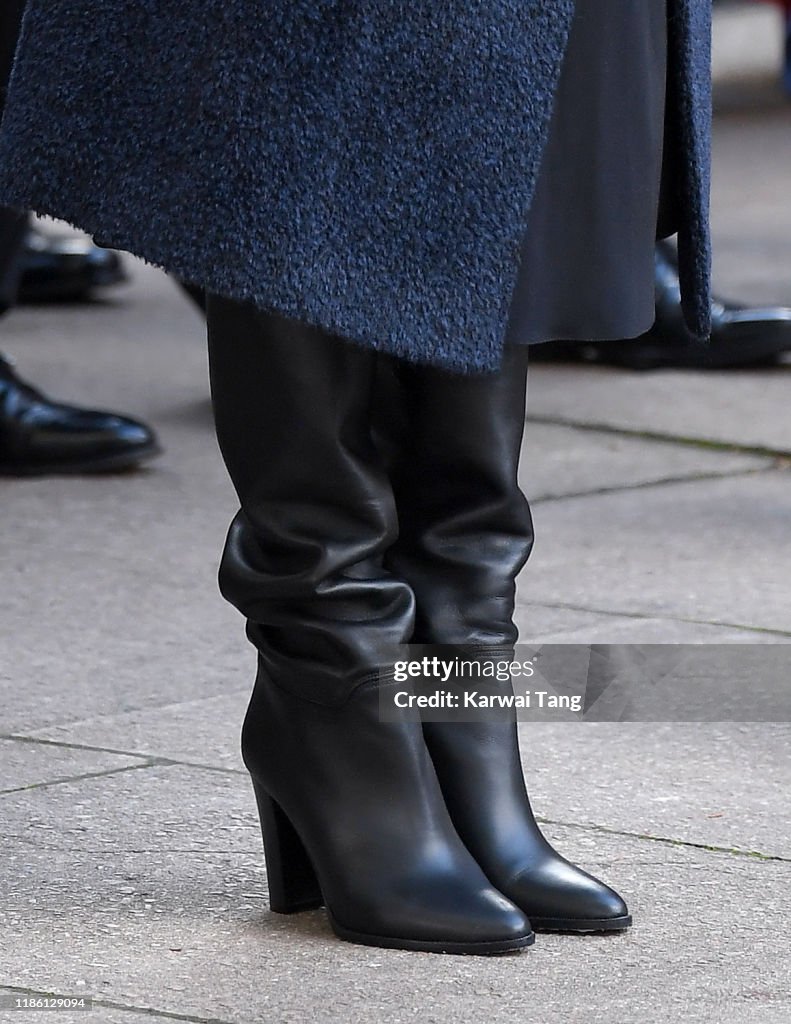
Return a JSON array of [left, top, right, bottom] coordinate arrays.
[[0, 1, 711, 373]]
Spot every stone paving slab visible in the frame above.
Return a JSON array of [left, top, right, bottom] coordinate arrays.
[[0, 738, 145, 794], [0, 625, 248, 735], [0, 764, 249, 855], [528, 364, 791, 452], [712, 106, 791, 304], [0, 807, 787, 1024], [0, 280, 246, 735], [21, 692, 251, 772], [520, 422, 770, 502], [521, 469, 791, 635], [519, 722, 791, 860], [522, 612, 781, 644], [0, 1002, 189, 1024]]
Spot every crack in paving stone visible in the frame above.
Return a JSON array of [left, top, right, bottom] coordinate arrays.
[[3, 814, 784, 867], [526, 412, 791, 459], [1, 736, 247, 777], [2, 835, 260, 854], [537, 818, 791, 863], [524, 600, 791, 638], [531, 466, 774, 505], [0, 761, 158, 795], [0, 986, 235, 1024]]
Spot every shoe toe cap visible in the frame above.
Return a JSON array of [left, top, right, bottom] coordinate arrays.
[[509, 859, 629, 925], [475, 886, 534, 942]]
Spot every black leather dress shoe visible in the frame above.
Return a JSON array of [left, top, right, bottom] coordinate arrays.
[[17, 225, 127, 304], [531, 241, 791, 369], [0, 354, 160, 475]]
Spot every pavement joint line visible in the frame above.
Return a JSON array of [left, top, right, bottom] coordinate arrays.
[[0, 760, 160, 795], [524, 599, 791, 639], [531, 465, 775, 505], [2, 782, 785, 865], [3, 771, 786, 867], [0, 986, 234, 1024], [537, 817, 791, 864], [0, 688, 252, 742], [1, 734, 246, 777], [3, 745, 787, 865], [2, 833, 259, 854], [2, 822, 785, 863], [526, 412, 791, 460]]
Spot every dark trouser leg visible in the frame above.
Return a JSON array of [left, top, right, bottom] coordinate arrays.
[[0, 0, 26, 102], [0, 0, 30, 315], [0, 205, 28, 313]]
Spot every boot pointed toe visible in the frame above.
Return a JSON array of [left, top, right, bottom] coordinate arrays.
[[329, 880, 534, 954], [471, 888, 535, 948], [507, 860, 631, 933]]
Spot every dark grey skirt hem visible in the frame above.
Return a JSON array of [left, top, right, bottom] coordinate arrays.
[[505, 311, 657, 348], [504, 0, 668, 348]]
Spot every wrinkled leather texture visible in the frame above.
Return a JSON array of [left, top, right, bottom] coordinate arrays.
[[376, 344, 534, 647], [206, 295, 416, 705], [373, 350, 629, 927], [207, 296, 532, 948], [242, 661, 532, 946], [0, 353, 156, 473]]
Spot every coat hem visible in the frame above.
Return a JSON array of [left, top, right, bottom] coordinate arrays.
[[1, 190, 511, 377]]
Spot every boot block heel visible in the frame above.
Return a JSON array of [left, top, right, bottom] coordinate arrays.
[[251, 779, 324, 914]]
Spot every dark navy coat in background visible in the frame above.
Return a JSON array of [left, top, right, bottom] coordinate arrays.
[[0, 1, 712, 373]]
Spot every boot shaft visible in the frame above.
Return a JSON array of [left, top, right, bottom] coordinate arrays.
[[377, 344, 533, 645], [207, 295, 416, 701]]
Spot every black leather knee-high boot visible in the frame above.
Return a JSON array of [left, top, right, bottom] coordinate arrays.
[[206, 296, 533, 954], [378, 345, 631, 933]]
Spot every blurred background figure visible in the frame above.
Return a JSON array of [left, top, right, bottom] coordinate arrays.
[[714, 0, 791, 92], [532, 240, 791, 369], [0, 0, 159, 476], [0, 211, 160, 476], [16, 218, 126, 305], [537, 0, 791, 370], [759, 0, 791, 92]]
